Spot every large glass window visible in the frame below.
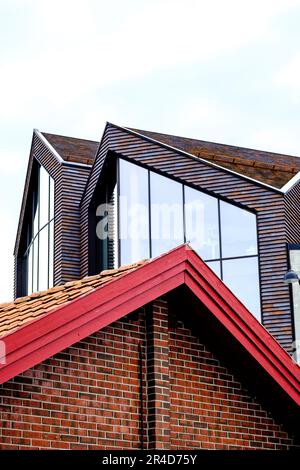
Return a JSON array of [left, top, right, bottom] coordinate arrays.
[[220, 200, 257, 258], [185, 186, 219, 260], [25, 165, 54, 294], [223, 257, 261, 320], [119, 159, 150, 265], [288, 245, 300, 364], [95, 157, 261, 320], [150, 172, 184, 258]]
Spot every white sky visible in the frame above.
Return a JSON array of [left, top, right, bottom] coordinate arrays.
[[0, 0, 300, 301]]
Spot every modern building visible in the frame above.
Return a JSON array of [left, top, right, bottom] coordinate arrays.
[[0, 123, 299, 449]]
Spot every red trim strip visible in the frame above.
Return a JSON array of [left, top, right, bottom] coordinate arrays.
[[0, 244, 299, 408]]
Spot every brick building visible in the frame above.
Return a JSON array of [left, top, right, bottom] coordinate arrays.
[[0, 124, 299, 449]]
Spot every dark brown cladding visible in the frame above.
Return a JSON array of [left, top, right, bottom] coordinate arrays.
[[14, 131, 92, 297], [42, 132, 98, 166], [130, 128, 300, 189], [81, 123, 300, 354]]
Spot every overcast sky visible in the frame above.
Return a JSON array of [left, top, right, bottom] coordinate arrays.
[[1, 0, 300, 301]]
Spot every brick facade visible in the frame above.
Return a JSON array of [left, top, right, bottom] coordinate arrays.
[[0, 298, 297, 450]]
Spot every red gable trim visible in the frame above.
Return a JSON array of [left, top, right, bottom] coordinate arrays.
[[0, 245, 299, 407]]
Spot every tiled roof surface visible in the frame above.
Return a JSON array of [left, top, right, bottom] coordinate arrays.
[[0, 261, 147, 339], [130, 128, 300, 189], [42, 132, 98, 165]]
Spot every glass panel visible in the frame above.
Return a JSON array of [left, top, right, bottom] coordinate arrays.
[[39, 225, 49, 291], [289, 248, 300, 363], [185, 186, 219, 260], [220, 201, 257, 258], [39, 166, 50, 229], [49, 176, 54, 220], [32, 236, 39, 293], [49, 220, 54, 288], [222, 257, 261, 320], [150, 172, 184, 257], [113, 184, 119, 268], [119, 159, 150, 265], [33, 191, 39, 238], [206, 260, 221, 278], [27, 244, 33, 295]]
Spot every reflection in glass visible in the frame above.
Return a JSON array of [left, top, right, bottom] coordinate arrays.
[[206, 261, 221, 278], [32, 237, 38, 293], [39, 226, 48, 291], [119, 159, 150, 265], [33, 194, 39, 238], [49, 177, 55, 220], [220, 201, 257, 258], [49, 220, 54, 287], [185, 186, 219, 260], [222, 257, 261, 320], [39, 166, 50, 229], [150, 172, 184, 257], [25, 164, 55, 294], [27, 245, 33, 295]]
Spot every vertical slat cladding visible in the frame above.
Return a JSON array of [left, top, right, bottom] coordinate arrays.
[[15, 133, 91, 291], [81, 124, 293, 352], [284, 181, 300, 244]]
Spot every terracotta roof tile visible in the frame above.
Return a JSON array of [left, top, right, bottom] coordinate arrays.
[[130, 128, 300, 189], [0, 260, 148, 339]]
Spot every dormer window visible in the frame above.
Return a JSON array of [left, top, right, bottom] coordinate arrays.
[[91, 156, 261, 320], [24, 163, 54, 295]]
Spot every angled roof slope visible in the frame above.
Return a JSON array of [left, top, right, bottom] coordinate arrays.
[[42, 132, 98, 165], [130, 128, 300, 189], [0, 244, 299, 424], [0, 261, 147, 338]]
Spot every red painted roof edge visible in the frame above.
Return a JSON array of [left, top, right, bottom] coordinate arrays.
[[0, 244, 299, 407]]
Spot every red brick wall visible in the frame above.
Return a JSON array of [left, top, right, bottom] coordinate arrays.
[[0, 297, 297, 450], [0, 310, 145, 450], [168, 311, 295, 450]]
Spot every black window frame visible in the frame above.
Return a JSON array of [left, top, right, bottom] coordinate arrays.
[[16, 160, 54, 297], [89, 153, 262, 319]]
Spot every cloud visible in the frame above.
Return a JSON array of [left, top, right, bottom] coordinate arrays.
[[1, 0, 299, 118]]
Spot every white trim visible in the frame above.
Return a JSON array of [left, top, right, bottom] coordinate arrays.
[[34, 129, 64, 163], [62, 160, 92, 169], [120, 125, 286, 195], [34, 129, 92, 168], [280, 171, 300, 193]]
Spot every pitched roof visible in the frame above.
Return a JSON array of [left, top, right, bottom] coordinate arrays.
[[42, 132, 98, 165], [0, 244, 299, 429], [129, 128, 300, 189], [0, 260, 147, 339]]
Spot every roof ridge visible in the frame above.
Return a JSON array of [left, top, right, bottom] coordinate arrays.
[[129, 127, 300, 161], [197, 151, 298, 174], [41, 131, 98, 145]]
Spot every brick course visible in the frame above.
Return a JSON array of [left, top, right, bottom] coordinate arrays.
[[168, 312, 295, 449], [0, 297, 297, 450]]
